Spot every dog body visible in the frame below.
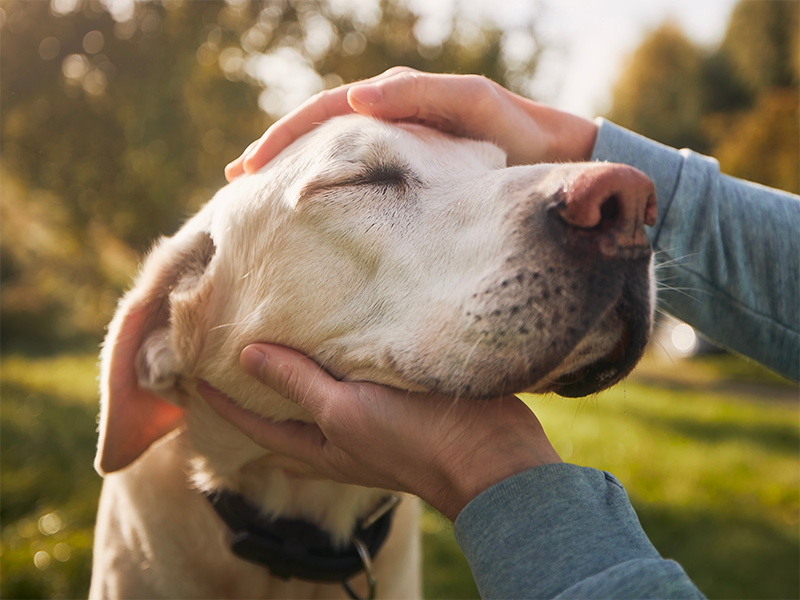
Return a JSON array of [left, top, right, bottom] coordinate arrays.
[[91, 432, 420, 599], [91, 115, 655, 598]]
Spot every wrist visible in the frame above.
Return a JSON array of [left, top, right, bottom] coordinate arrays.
[[511, 94, 599, 163], [539, 105, 599, 162], [429, 446, 562, 521]]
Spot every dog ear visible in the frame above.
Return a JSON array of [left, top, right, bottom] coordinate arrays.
[[95, 231, 216, 475]]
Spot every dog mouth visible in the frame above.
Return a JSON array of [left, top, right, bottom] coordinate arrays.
[[544, 299, 647, 397]]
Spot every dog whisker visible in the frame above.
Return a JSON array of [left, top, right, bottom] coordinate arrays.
[[652, 251, 698, 270], [461, 334, 485, 377], [648, 335, 679, 369], [655, 284, 705, 302], [205, 304, 263, 334]]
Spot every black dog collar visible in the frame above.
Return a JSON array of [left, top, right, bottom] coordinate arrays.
[[204, 489, 399, 599]]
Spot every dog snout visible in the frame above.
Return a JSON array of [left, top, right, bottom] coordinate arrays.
[[550, 164, 657, 258]]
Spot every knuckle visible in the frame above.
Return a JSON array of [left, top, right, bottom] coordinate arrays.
[[274, 361, 303, 400], [312, 88, 333, 105], [385, 65, 416, 77], [464, 75, 501, 115], [465, 74, 497, 100], [391, 68, 423, 89]]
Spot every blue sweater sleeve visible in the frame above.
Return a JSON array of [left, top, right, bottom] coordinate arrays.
[[453, 464, 704, 599], [591, 119, 800, 382]]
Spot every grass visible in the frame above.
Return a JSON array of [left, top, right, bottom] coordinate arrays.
[[1, 354, 102, 599], [0, 351, 797, 599]]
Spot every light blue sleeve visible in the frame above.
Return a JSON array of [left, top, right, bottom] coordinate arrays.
[[591, 119, 800, 382], [454, 464, 704, 599]]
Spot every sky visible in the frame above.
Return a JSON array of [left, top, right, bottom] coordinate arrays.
[[410, 0, 741, 118], [88, 0, 743, 120], [529, 0, 741, 117]]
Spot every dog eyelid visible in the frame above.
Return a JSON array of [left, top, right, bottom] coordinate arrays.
[[297, 162, 417, 203], [356, 164, 408, 186]]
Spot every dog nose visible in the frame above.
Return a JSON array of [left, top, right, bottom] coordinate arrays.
[[551, 165, 657, 257]]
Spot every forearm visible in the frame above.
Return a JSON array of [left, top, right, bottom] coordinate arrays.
[[591, 119, 800, 381], [454, 464, 705, 599]]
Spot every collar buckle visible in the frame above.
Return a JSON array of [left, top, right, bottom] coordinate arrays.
[[343, 536, 376, 600], [342, 495, 400, 600]]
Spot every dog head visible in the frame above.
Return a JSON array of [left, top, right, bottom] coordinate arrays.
[[96, 115, 656, 475]]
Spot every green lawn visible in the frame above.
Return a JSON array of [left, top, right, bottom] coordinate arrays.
[[1, 352, 797, 599]]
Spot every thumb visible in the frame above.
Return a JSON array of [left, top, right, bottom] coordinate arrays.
[[239, 344, 343, 418]]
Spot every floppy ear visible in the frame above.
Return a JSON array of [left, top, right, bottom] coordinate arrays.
[[95, 231, 216, 475]]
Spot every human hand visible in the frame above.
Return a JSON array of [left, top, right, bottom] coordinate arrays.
[[197, 343, 562, 521], [225, 67, 599, 181]]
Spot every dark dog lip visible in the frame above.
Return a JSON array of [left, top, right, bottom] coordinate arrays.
[[547, 302, 647, 398]]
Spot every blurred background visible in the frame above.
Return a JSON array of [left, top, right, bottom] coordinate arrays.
[[1, 0, 797, 598]]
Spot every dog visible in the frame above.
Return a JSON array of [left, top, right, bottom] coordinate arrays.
[[90, 114, 656, 599]]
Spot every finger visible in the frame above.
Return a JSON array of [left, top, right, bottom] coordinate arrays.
[[347, 71, 501, 135], [242, 68, 418, 175], [241, 90, 355, 174], [239, 344, 345, 419], [224, 140, 258, 182], [196, 380, 328, 461]]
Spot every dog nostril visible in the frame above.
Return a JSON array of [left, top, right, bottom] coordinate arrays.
[[600, 195, 619, 223], [584, 195, 620, 233]]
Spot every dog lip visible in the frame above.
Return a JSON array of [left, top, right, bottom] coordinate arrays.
[[549, 308, 636, 398]]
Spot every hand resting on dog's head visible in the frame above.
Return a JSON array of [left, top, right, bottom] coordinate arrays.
[[225, 67, 599, 181]]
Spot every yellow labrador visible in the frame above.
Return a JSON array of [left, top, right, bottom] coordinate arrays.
[[90, 115, 656, 599]]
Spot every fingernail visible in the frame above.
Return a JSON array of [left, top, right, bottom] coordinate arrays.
[[349, 84, 383, 106], [241, 345, 268, 379], [242, 139, 259, 159]]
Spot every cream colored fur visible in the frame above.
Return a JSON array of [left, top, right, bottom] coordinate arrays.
[[91, 115, 654, 599]]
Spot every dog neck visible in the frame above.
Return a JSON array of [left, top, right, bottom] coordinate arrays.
[[179, 384, 387, 545], [203, 487, 399, 591]]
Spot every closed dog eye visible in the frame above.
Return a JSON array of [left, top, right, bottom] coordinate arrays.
[[300, 162, 419, 202], [352, 162, 426, 197], [356, 164, 408, 187]]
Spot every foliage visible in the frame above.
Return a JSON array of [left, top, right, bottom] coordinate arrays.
[[607, 1, 799, 194], [1, 351, 796, 599], [710, 88, 800, 195], [0, 0, 539, 351], [0, 354, 101, 599], [718, 0, 799, 96], [607, 24, 707, 152]]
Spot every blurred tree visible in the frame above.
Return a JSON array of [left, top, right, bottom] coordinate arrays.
[[718, 0, 799, 97], [0, 0, 541, 351], [712, 89, 799, 194], [607, 24, 708, 152], [606, 0, 798, 194]]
